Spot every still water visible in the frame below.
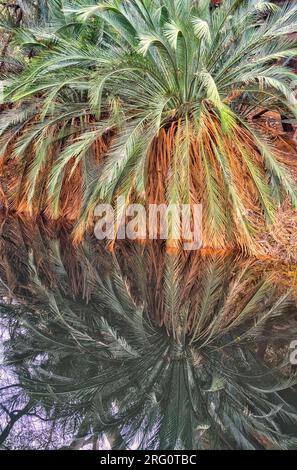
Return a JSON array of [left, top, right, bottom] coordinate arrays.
[[0, 216, 297, 450]]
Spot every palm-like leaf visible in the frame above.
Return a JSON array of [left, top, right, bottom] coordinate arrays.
[[1, 1, 297, 251]]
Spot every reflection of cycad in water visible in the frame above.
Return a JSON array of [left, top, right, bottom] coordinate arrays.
[[1, 221, 297, 449]]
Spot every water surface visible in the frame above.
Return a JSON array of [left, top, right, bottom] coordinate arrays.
[[0, 217, 297, 450]]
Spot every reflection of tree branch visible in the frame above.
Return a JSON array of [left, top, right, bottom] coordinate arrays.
[[26, 412, 53, 422], [0, 402, 11, 418], [0, 400, 32, 446], [0, 383, 20, 391]]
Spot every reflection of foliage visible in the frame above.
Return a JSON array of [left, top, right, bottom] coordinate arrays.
[[0, 367, 70, 450], [0, 220, 297, 449]]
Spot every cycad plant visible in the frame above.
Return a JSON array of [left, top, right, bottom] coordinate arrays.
[[1, 0, 297, 251], [1, 224, 297, 450]]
